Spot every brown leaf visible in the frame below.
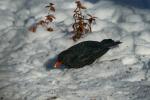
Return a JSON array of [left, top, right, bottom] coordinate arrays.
[[37, 20, 46, 25], [45, 6, 50, 8], [87, 14, 92, 17], [75, 1, 81, 4], [80, 6, 86, 9], [86, 14, 97, 24], [77, 25, 84, 33], [75, 1, 86, 9], [47, 96, 57, 100], [46, 3, 55, 12], [47, 27, 53, 32], [50, 3, 54, 5], [29, 25, 37, 32], [76, 1, 82, 7], [87, 14, 97, 18], [83, 22, 87, 26], [46, 15, 56, 22], [50, 6, 55, 12], [88, 18, 93, 24], [78, 16, 84, 20]]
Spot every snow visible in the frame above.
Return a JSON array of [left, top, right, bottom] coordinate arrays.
[[0, 10, 14, 30], [139, 31, 150, 43], [125, 14, 143, 23], [135, 46, 150, 55], [0, 0, 150, 100], [122, 55, 138, 65], [95, 6, 116, 20]]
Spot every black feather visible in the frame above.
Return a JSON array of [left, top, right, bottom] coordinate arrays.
[[57, 39, 121, 68]]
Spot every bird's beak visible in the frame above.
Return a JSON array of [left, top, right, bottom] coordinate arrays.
[[54, 61, 62, 68]]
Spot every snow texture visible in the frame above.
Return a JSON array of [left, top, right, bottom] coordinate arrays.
[[0, 0, 150, 100]]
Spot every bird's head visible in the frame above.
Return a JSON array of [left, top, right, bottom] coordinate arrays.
[[101, 39, 122, 48], [54, 55, 64, 68], [54, 59, 62, 68]]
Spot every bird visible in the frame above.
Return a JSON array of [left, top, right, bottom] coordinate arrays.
[[54, 39, 121, 69]]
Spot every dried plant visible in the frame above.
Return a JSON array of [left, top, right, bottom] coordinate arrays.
[[28, 24, 37, 32], [46, 3, 55, 12], [86, 14, 97, 32], [29, 3, 56, 32], [29, 1, 96, 41], [72, 0, 96, 41]]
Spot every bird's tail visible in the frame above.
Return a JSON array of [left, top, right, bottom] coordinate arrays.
[[100, 39, 122, 48]]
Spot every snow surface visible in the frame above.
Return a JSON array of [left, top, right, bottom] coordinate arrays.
[[0, 0, 150, 100]]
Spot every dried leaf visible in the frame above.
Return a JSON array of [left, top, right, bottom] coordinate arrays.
[[80, 6, 86, 9], [37, 20, 45, 25], [75, 1, 86, 9], [87, 14, 92, 17], [50, 6, 55, 12], [50, 3, 54, 5], [29, 25, 37, 32], [47, 27, 53, 32], [87, 14, 97, 23], [46, 15, 56, 22], [83, 22, 87, 26], [46, 3, 55, 12], [45, 5, 50, 8], [47, 96, 58, 100]]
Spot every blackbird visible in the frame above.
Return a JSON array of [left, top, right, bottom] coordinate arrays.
[[54, 39, 121, 68]]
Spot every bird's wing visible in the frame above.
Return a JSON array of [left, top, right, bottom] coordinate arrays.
[[79, 47, 109, 62]]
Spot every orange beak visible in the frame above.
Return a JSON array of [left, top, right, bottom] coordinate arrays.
[[54, 61, 62, 68]]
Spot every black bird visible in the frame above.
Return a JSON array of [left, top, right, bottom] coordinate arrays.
[[54, 39, 121, 68]]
